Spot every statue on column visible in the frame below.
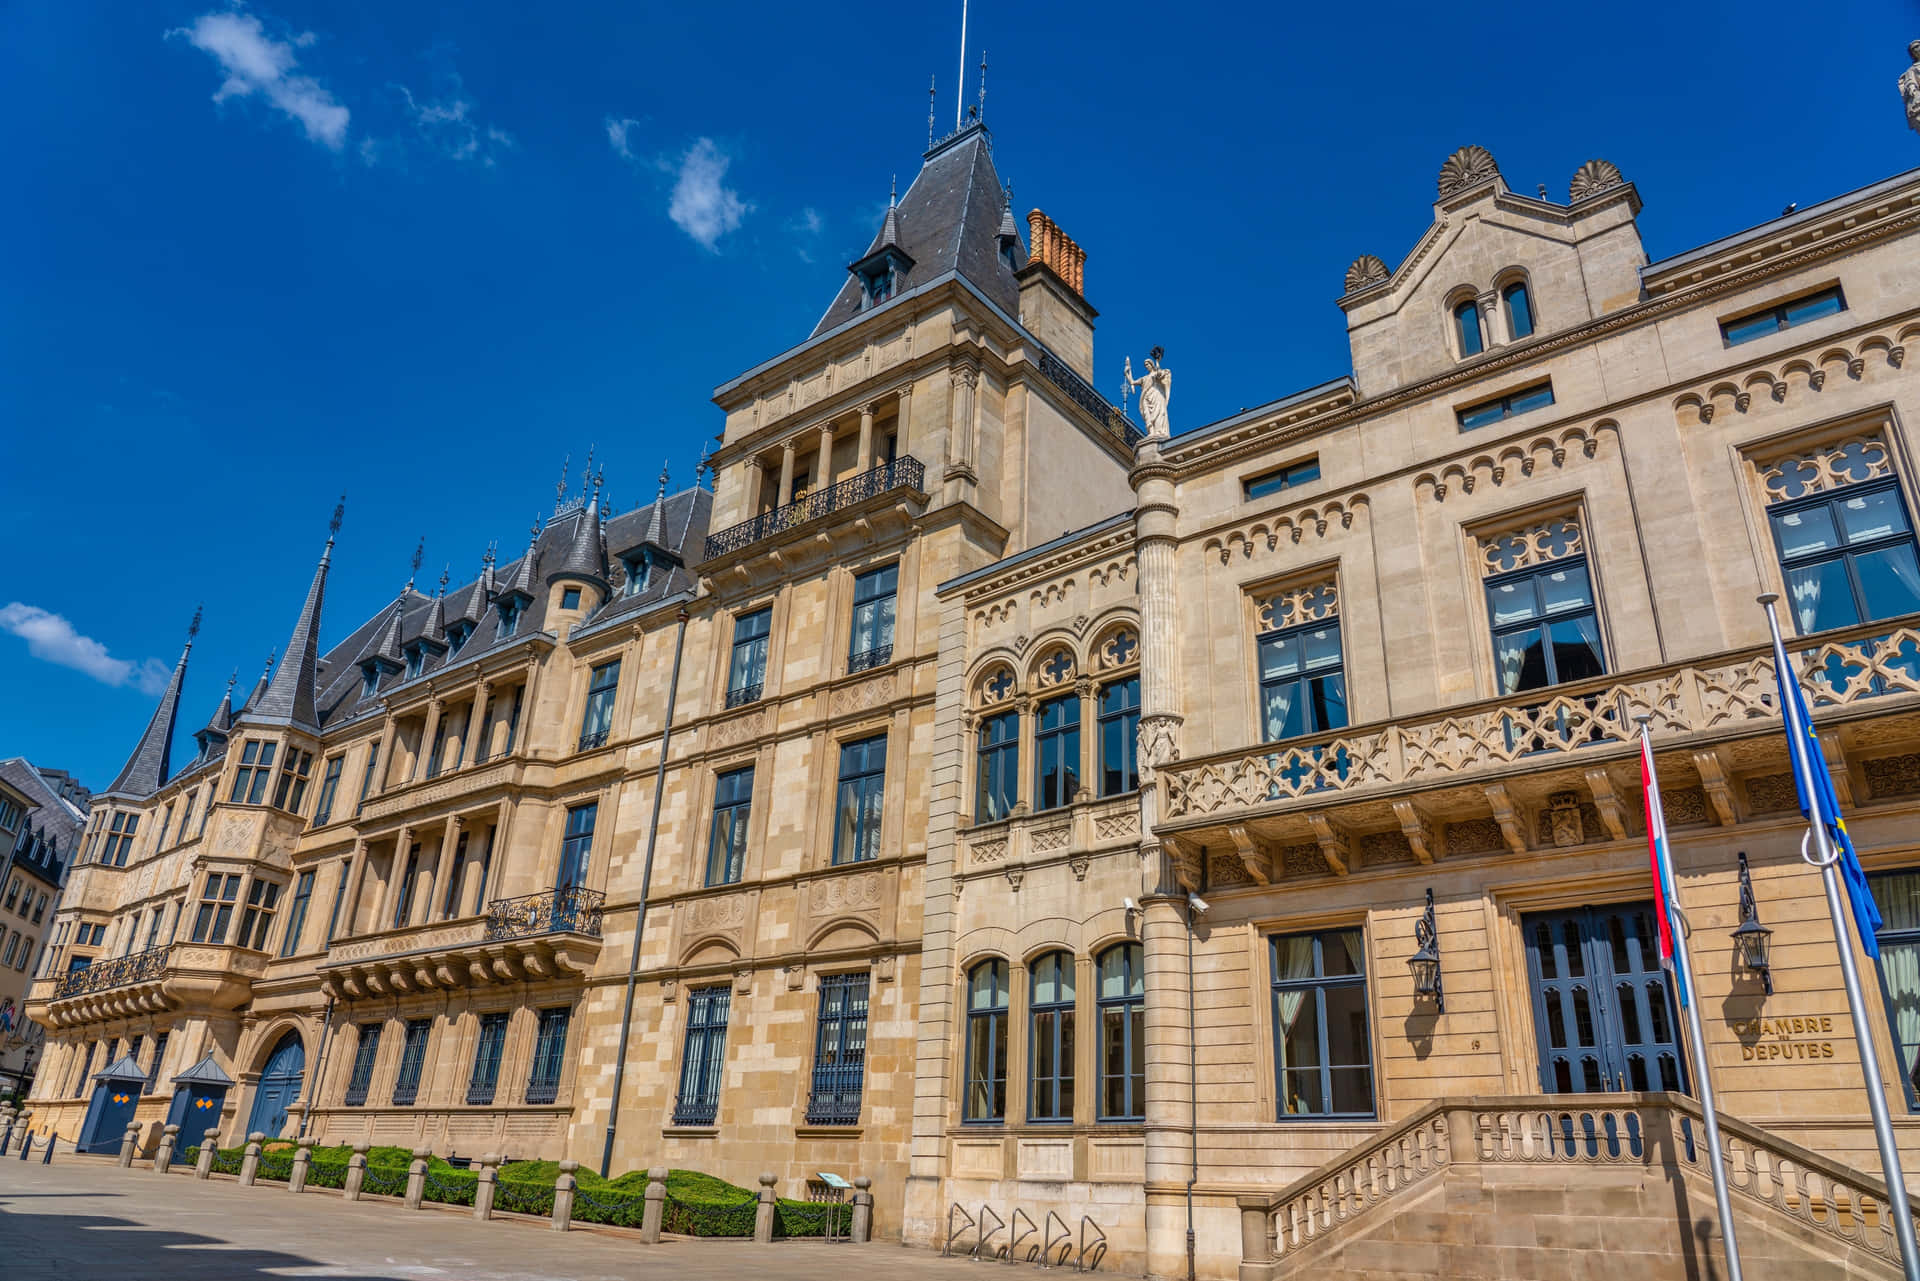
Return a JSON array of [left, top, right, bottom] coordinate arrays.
[[1124, 346, 1172, 440], [1902, 41, 1920, 135]]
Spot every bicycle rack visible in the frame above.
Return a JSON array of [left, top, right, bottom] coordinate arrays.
[[943, 1203, 978, 1257], [972, 1203, 1005, 1260], [1003, 1207, 1036, 1262], [1039, 1211, 1073, 1268], [1077, 1216, 1107, 1272]]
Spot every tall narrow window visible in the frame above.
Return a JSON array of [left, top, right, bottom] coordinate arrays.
[[674, 985, 732, 1126], [231, 740, 277, 805], [578, 660, 620, 751], [272, 749, 314, 812], [280, 870, 315, 958], [1486, 559, 1605, 693], [73, 1041, 96, 1097], [104, 812, 140, 866], [466, 1012, 509, 1106], [1503, 280, 1535, 339], [963, 959, 1009, 1122], [145, 1030, 169, 1094], [344, 1023, 381, 1106], [848, 564, 898, 672], [556, 803, 596, 892], [1034, 695, 1080, 811], [312, 757, 344, 826], [833, 735, 887, 865], [325, 858, 350, 942], [1453, 298, 1484, 357], [189, 873, 242, 944], [525, 1006, 571, 1104], [176, 792, 195, 843], [976, 711, 1018, 822], [706, 766, 753, 887], [1769, 478, 1920, 635], [1097, 944, 1145, 1121], [439, 833, 470, 920], [726, 608, 771, 708], [390, 1018, 431, 1106], [503, 687, 524, 754], [806, 972, 870, 1125], [1271, 928, 1375, 1119], [1259, 621, 1348, 741], [1098, 677, 1140, 796], [236, 879, 282, 951], [404, 644, 425, 680], [426, 712, 459, 779], [358, 740, 382, 808], [498, 600, 521, 640], [1030, 951, 1076, 1122]]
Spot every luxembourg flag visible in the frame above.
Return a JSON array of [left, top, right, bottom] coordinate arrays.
[[1639, 731, 1692, 1008]]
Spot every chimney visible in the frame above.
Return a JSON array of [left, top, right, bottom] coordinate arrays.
[[1016, 209, 1097, 381]]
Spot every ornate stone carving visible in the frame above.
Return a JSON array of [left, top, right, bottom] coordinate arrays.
[[1031, 824, 1070, 853], [1093, 811, 1139, 840], [1256, 579, 1338, 631], [710, 709, 767, 749], [1280, 843, 1328, 878], [1865, 752, 1920, 799], [1392, 800, 1438, 865], [1544, 791, 1585, 848], [969, 837, 1009, 865], [831, 672, 896, 716], [1034, 648, 1076, 688], [1227, 823, 1272, 884], [1902, 40, 1920, 135], [1662, 786, 1709, 826], [1123, 347, 1171, 440], [1759, 434, 1891, 501], [1068, 853, 1090, 881], [1744, 773, 1797, 813], [1568, 159, 1624, 202], [1692, 749, 1737, 826], [1437, 145, 1498, 197], [810, 871, 884, 913], [1343, 254, 1389, 294], [1483, 784, 1529, 856], [686, 894, 750, 931], [1096, 628, 1139, 671], [1444, 817, 1505, 857], [1360, 830, 1416, 868], [1583, 768, 1629, 841], [1208, 852, 1251, 887], [1137, 714, 1182, 775], [1480, 517, 1583, 576], [1306, 814, 1352, 876]]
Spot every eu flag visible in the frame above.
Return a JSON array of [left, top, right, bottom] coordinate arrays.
[[1775, 652, 1885, 957]]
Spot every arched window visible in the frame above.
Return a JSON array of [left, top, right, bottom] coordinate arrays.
[[1453, 299, 1484, 357], [964, 959, 1009, 1121], [1096, 943, 1144, 1120], [1503, 280, 1535, 339], [1029, 952, 1076, 1121]]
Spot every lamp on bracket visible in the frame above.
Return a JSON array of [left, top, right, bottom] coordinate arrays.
[[1732, 850, 1774, 995], [1408, 887, 1444, 1012]]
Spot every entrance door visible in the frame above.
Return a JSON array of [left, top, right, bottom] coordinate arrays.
[[246, 1032, 305, 1139], [1524, 903, 1687, 1094]]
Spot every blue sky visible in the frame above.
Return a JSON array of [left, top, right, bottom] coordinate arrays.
[[2, 1, 1916, 791]]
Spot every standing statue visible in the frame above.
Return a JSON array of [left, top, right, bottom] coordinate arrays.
[[1124, 346, 1172, 440], [1903, 41, 1920, 135]]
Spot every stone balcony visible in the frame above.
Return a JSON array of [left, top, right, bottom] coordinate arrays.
[[30, 942, 268, 1029], [701, 455, 927, 564], [1152, 617, 1920, 887], [319, 886, 606, 997], [354, 755, 524, 826]]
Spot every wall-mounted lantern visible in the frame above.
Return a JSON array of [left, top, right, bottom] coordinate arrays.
[[1408, 887, 1443, 1011], [1732, 851, 1773, 994]]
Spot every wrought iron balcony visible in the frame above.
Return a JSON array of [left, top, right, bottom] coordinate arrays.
[[51, 945, 169, 1000], [577, 728, 610, 752], [673, 1095, 719, 1127], [703, 456, 925, 561], [847, 644, 892, 674], [483, 886, 605, 942], [725, 682, 763, 709], [1033, 348, 1142, 450]]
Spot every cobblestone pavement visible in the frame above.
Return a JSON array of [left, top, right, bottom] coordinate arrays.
[[0, 1156, 1005, 1280]]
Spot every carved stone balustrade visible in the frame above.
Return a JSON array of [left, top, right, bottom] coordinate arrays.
[[356, 757, 522, 826], [320, 888, 605, 999], [958, 794, 1143, 891]]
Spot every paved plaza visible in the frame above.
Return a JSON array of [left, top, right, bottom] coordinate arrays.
[[0, 1156, 1012, 1280]]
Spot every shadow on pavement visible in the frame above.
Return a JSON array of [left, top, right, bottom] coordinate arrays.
[[0, 1201, 398, 1281]]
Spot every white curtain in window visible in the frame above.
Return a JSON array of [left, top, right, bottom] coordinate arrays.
[[1262, 683, 1295, 740], [1789, 568, 1823, 634], [1882, 942, 1920, 1079], [1495, 634, 1528, 695]]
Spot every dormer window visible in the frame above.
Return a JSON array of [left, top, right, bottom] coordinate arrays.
[[1000, 240, 1017, 271], [498, 599, 521, 639], [849, 243, 913, 313], [560, 586, 582, 611], [446, 621, 472, 657], [360, 665, 380, 698], [860, 263, 896, 307], [623, 552, 651, 597], [404, 645, 425, 680], [1453, 298, 1485, 357]]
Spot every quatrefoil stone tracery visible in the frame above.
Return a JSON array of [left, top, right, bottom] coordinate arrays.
[[1256, 581, 1339, 632], [1481, 518, 1583, 576], [1760, 435, 1891, 501], [982, 669, 1015, 703], [1037, 650, 1077, 687], [1100, 629, 1138, 669]]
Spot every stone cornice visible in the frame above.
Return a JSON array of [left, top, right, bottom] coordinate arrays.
[[948, 521, 1137, 605]]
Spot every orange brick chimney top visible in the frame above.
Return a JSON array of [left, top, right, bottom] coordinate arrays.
[[1025, 209, 1086, 297]]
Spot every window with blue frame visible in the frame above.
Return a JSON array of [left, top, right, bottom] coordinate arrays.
[[525, 1006, 570, 1104], [578, 659, 620, 751], [497, 599, 521, 639], [963, 959, 1008, 1122], [190, 873, 241, 943], [312, 756, 344, 826], [278, 871, 313, 958], [1096, 944, 1144, 1121], [833, 735, 887, 865], [556, 803, 597, 892], [466, 1012, 508, 1106], [357, 739, 381, 808], [446, 621, 471, 657], [361, 665, 380, 698], [1768, 479, 1920, 635], [1243, 458, 1321, 502], [404, 645, 424, 680], [1029, 951, 1076, 1122], [622, 552, 650, 597], [230, 741, 277, 806], [726, 608, 771, 707], [343, 1023, 381, 1106], [1259, 621, 1348, 741], [1868, 869, 1920, 1109], [1503, 279, 1535, 339], [1721, 285, 1846, 347], [72, 1041, 95, 1097], [391, 844, 423, 928], [1098, 678, 1140, 796], [706, 766, 753, 887], [975, 708, 1019, 822], [806, 972, 869, 1124], [849, 565, 898, 672], [674, 985, 731, 1126], [560, 586, 582, 611], [1457, 381, 1555, 430], [325, 856, 350, 942], [1034, 695, 1080, 811], [390, 1018, 431, 1106], [1453, 298, 1484, 357], [1485, 558, 1605, 695], [1271, 929, 1375, 1119]]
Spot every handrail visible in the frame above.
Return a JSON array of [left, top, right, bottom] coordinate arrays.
[[702, 456, 926, 561], [52, 945, 170, 999], [482, 886, 606, 941]]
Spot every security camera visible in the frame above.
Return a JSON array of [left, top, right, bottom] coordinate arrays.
[[1122, 897, 1139, 913], [1187, 894, 1210, 916]]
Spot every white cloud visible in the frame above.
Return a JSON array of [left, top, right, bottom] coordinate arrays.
[[395, 81, 513, 165], [169, 9, 350, 151], [0, 604, 170, 695], [665, 138, 751, 252], [788, 207, 824, 262], [605, 116, 642, 160]]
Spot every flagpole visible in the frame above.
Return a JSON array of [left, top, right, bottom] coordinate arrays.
[[1638, 716, 1744, 1281], [1761, 593, 1920, 1279]]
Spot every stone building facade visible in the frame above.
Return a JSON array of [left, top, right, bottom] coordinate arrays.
[[22, 98, 1920, 1277]]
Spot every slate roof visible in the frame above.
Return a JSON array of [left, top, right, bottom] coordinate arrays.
[[91, 1053, 147, 1083], [812, 122, 1025, 337], [170, 1053, 234, 1086], [0, 757, 86, 889], [101, 637, 192, 800], [241, 538, 334, 734]]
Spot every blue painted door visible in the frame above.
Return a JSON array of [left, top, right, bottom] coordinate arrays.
[[77, 1079, 140, 1153], [245, 1032, 305, 1139], [167, 1084, 226, 1153], [1524, 904, 1688, 1094]]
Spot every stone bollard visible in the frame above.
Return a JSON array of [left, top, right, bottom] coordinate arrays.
[[195, 1130, 221, 1179], [0, 1104, 13, 1154], [238, 1132, 265, 1186], [154, 1124, 180, 1175], [343, 1141, 370, 1201], [405, 1147, 430, 1210], [119, 1122, 142, 1168], [10, 1111, 29, 1159], [639, 1167, 667, 1244], [472, 1153, 501, 1221], [289, 1136, 314, 1193], [551, 1160, 578, 1232], [753, 1173, 777, 1244], [851, 1175, 873, 1244]]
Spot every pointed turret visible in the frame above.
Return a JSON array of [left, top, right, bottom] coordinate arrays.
[[880, 175, 903, 248], [549, 471, 609, 591], [454, 545, 497, 624], [244, 498, 343, 734], [241, 650, 274, 713], [500, 517, 542, 605], [640, 464, 671, 551], [103, 607, 199, 799], [193, 669, 238, 759], [371, 596, 407, 669], [423, 568, 449, 645]]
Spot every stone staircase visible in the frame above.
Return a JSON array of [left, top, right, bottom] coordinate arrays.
[[1234, 1093, 1914, 1279]]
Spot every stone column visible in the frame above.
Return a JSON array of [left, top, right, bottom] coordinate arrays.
[[404, 1147, 429, 1209], [376, 829, 414, 931], [473, 1153, 500, 1220], [640, 1167, 667, 1243], [947, 364, 978, 483], [1130, 441, 1186, 862], [415, 698, 443, 783], [343, 1141, 369, 1200], [1479, 289, 1508, 347], [374, 711, 398, 792], [463, 683, 491, 768], [1076, 677, 1098, 801], [895, 387, 913, 460], [195, 1130, 220, 1179], [551, 1160, 578, 1231], [814, 424, 834, 493], [420, 816, 460, 927], [238, 1132, 264, 1186], [289, 1136, 313, 1192], [153, 1123, 179, 1174], [339, 836, 369, 939], [851, 1176, 873, 1243], [777, 440, 797, 507], [742, 458, 764, 516], [119, 1122, 140, 1168], [857, 403, 876, 473], [753, 1173, 777, 1243]]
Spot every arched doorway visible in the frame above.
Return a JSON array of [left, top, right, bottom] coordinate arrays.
[[245, 1031, 305, 1139]]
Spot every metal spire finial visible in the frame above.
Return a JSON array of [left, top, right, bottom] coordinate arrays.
[[977, 49, 987, 121], [407, 536, 425, 590], [656, 460, 671, 499], [928, 74, 937, 148], [696, 443, 711, 488], [328, 494, 345, 539], [438, 564, 450, 594], [583, 444, 597, 498], [956, 0, 968, 132], [555, 454, 570, 508], [530, 514, 543, 544], [225, 669, 238, 697], [261, 647, 277, 680], [484, 540, 497, 568], [187, 603, 202, 645]]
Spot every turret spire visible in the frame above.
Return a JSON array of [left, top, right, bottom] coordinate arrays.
[[641, 462, 671, 549], [103, 606, 199, 797], [194, 668, 238, 759], [244, 497, 341, 733]]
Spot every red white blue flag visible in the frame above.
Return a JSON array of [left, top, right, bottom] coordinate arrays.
[[1639, 731, 1691, 1008]]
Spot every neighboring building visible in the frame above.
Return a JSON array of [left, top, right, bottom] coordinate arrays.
[[24, 90, 1920, 1277], [0, 759, 86, 1093]]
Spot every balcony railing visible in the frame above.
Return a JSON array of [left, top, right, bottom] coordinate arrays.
[[725, 682, 763, 709], [704, 456, 925, 561], [1159, 618, 1920, 824], [52, 945, 168, 1000], [847, 644, 892, 674], [1033, 348, 1142, 450], [673, 1095, 720, 1127], [483, 886, 606, 942]]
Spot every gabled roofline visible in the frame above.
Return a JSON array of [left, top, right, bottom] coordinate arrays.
[[937, 511, 1134, 597], [1643, 166, 1920, 281], [1164, 377, 1358, 453]]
